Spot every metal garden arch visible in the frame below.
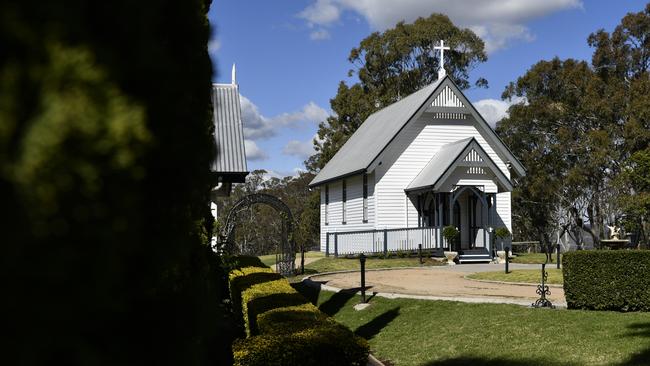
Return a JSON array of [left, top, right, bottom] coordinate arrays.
[[219, 193, 295, 276]]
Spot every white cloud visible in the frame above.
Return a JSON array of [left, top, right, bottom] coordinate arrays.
[[474, 96, 525, 127], [298, 0, 581, 52], [299, 0, 341, 25], [262, 168, 303, 181], [244, 140, 268, 161], [310, 29, 331, 40], [240, 95, 329, 140], [283, 139, 315, 159]]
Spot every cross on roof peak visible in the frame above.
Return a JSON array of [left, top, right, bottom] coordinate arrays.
[[434, 40, 450, 79]]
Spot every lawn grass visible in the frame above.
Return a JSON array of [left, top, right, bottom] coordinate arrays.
[[511, 252, 562, 264], [467, 268, 564, 285], [305, 256, 445, 273], [258, 251, 325, 267], [293, 283, 650, 366]]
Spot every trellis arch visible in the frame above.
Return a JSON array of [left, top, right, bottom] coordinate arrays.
[[219, 193, 295, 276]]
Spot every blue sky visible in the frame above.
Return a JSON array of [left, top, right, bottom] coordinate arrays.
[[208, 0, 648, 178]]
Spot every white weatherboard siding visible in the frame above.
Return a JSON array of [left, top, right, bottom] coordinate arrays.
[[374, 116, 511, 230], [320, 173, 375, 251], [495, 192, 512, 231]]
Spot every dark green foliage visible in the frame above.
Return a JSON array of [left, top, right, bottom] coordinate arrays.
[[563, 251, 650, 311], [226, 255, 267, 271], [495, 227, 511, 239], [0, 1, 226, 364], [443, 225, 459, 241], [498, 5, 650, 246], [227, 259, 369, 365]]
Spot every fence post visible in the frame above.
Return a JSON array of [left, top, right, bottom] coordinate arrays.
[[334, 233, 338, 258], [556, 244, 561, 269], [383, 229, 388, 256], [505, 246, 510, 274], [418, 243, 423, 265], [326, 234, 330, 257]]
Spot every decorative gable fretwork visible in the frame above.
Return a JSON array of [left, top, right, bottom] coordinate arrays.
[[431, 86, 465, 108], [466, 167, 486, 175], [430, 86, 467, 120], [463, 149, 483, 163]]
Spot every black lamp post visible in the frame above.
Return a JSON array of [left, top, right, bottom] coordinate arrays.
[[359, 253, 366, 304]]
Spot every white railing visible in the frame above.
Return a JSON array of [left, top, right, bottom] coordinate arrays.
[[326, 226, 443, 256]]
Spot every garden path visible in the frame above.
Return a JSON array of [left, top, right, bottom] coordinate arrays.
[[307, 264, 566, 307]]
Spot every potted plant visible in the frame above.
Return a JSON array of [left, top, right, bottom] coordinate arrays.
[[494, 227, 511, 263], [442, 225, 459, 265]]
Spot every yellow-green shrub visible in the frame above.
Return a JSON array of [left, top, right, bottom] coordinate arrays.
[[241, 279, 309, 336], [232, 321, 369, 366], [227, 256, 369, 365], [228, 266, 280, 317], [256, 303, 329, 334]]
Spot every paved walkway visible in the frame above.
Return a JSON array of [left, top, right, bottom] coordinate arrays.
[[305, 263, 566, 307]]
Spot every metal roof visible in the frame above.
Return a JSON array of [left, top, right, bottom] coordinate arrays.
[[309, 78, 444, 186], [308, 76, 526, 188], [405, 138, 513, 193], [212, 83, 248, 177]]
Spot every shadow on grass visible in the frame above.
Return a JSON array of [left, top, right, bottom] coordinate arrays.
[[355, 307, 400, 340], [291, 281, 321, 306], [622, 322, 650, 365], [318, 287, 371, 316], [421, 357, 577, 366]]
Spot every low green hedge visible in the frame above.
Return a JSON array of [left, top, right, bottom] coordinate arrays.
[[228, 266, 281, 318], [256, 303, 330, 334], [226, 255, 266, 271], [228, 257, 369, 365], [563, 250, 650, 311], [241, 278, 309, 336], [232, 322, 369, 366]]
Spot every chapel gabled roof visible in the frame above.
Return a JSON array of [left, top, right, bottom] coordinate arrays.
[[308, 75, 525, 187], [309, 78, 444, 187]]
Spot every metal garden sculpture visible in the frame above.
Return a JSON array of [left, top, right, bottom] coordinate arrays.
[[219, 193, 295, 276]]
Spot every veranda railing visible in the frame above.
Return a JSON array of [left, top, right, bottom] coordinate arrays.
[[325, 226, 444, 257]]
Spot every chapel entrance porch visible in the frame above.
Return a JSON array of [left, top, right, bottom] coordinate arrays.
[[412, 186, 496, 262], [415, 186, 495, 251]]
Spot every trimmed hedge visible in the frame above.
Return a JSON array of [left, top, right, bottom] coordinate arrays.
[[257, 303, 329, 334], [232, 322, 369, 366], [228, 257, 369, 366], [228, 266, 280, 318], [226, 255, 267, 271], [563, 250, 650, 311], [241, 279, 309, 336]]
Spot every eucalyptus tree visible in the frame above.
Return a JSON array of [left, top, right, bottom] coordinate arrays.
[[498, 4, 650, 247]]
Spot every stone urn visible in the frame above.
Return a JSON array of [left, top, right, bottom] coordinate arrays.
[[496, 250, 506, 264], [443, 251, 458, 265]]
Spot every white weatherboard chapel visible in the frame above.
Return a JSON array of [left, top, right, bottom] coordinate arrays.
[[308, 41, 525, 263]]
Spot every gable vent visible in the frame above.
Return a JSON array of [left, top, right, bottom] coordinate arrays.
[[431, 86, 465, 108], [466, 167, 486, 175], [463, 149, 483, 162]]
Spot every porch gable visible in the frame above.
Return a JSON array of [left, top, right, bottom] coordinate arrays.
[[405, 137, 513, 195]]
